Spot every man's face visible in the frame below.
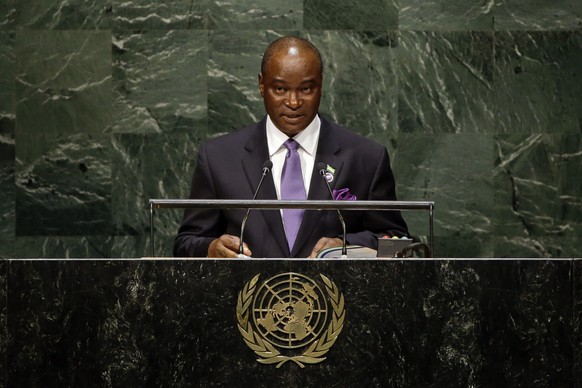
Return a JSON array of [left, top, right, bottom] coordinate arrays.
[[259, 48, 322, 137]]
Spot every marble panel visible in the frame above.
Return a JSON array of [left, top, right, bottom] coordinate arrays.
[[399, 0, 494, 31], [7, 260, 135, 386], [14, 0, 111, 29], [0, 0, 15, 29], [0, 32, 15, 259], [474, 259, 574, 386], [111, 30, 208, 134], [494, 31, 582, 134], [495, 0, 582, 30], [0, 161, 15, 259], [304, 0, 397, 30], [14, 236, 114, 258], [397, 31, 497, 133], [15, 134, 112, 236], [307, 31, 399, 139], [112, 0, 207, 29], [110, 235, 175, 258], [111, 133, 198, 243], [15, 30, 112, 164], [12, 235, 172, 258], [395, 133, 494, 258], [2, 1, 581, 261], [493, 134, 582, 257], [209, 0, 302, 29], [5, 259, 575, 386], [208, 30, 280, 134], [14, 30, 112, 237], [0, 32, 14, 136]]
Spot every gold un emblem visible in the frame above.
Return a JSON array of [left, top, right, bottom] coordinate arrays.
[[236, 272, 345, 368]]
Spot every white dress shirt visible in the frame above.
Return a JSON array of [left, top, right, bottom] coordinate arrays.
[[265, 114, 321, 199]]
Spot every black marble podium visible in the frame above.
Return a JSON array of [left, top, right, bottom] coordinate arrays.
[[1, 258, 580, 387]]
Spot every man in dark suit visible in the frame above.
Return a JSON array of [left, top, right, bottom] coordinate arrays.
[[174, 36, 408, 258]]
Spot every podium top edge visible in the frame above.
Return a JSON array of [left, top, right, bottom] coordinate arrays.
[[148, 199, 435, 210]]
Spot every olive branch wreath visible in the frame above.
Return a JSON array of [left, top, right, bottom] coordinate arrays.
[[236, 273, 345, 368]]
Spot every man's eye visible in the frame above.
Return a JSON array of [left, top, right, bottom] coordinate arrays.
[[302, 87, 311, 93], [275, 87, 285, 93]]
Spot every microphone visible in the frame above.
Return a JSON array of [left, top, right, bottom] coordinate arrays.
[[316, 162, 347, 258], [239, 160, 273, 257]]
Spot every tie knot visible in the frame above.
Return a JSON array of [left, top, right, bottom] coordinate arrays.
[[284, 138, 300, 151]]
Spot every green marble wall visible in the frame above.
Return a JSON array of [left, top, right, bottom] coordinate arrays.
[[0, 1, 580, 258]]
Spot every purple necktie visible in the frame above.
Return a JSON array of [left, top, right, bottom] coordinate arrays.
[[281, 139, 306, 250]]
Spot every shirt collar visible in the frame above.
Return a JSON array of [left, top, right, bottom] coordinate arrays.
[[266, 114, 321, 156]]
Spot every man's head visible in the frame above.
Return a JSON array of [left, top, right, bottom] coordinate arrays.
[[259, 36, 323, 137]]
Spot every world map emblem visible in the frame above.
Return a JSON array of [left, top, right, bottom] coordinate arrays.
[[236, 272, 345, 368]]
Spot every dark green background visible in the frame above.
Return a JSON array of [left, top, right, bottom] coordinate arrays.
[[0, 1, 580, 258]]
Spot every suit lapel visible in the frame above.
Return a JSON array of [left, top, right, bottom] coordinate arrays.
[[292, 118, 344, 256], [241, 118, 290, 256]]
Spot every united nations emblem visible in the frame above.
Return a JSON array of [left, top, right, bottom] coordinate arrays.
[[236, 272, 345, 368]]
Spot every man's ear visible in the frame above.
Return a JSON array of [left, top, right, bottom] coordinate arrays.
[[258, 73, 265, 97]]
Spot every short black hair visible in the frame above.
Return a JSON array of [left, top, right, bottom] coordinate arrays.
[[260, 36, 323, 76]]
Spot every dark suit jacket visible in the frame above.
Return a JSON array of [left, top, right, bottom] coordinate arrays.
[[173, 115, 408, 258]]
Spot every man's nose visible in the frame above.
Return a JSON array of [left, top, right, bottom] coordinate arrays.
[[285, 91, 302, 108]]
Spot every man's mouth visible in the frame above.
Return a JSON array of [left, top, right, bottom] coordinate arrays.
[[282, 114, 303, 122]]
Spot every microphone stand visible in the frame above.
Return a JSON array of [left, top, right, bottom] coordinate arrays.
[[317, 163, 348, 259], [238, 161, 272, 258]]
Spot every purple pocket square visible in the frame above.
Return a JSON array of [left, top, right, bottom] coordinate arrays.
[[332, 188, 357, 201]]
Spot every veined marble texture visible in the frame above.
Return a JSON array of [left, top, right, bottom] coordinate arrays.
[[11, 234, 172, 258], [0, 32, 15, 258], [1, 1, 581, 258], [3, 259, 577, 386], [308, 31, 399, 140], [14, 236, 114, 258], [0, 160, 14, 258], [494, 133, 582, 257], [0, 0, 15, 29], [14, 0, 111, 29], [208, 0, 302, 29], [10, 235, 160, 258], [7, 0, 578, 31], [14, 30, 112, 238], [0, 32, 14, 136], [15, 30, 111, 164], [494, 31, 581, 133], [400, 0, 495, 30], [111, 132, 198, 256], [304, 0, 398, 30], [495, 0, 582, 30], [15, 133, 112, 236], [395, 133, 494, 257], [111, 30, 208, 134], [400, 0, 582, 31], [113, 0, 206, 29], [397, 31, 497, 133], [112, 0, 302, 30], [208, 30, 280, 135]]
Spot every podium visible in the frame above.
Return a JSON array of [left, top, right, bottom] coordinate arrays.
[[2, 258, 579, 386]]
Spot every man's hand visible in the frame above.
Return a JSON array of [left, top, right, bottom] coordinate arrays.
[[308, 237, 343, 258], [208, 234, 252, 258]]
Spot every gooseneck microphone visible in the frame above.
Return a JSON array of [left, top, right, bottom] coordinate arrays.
[[316, 162, 348, 258], [239, 160, 273, 257]]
